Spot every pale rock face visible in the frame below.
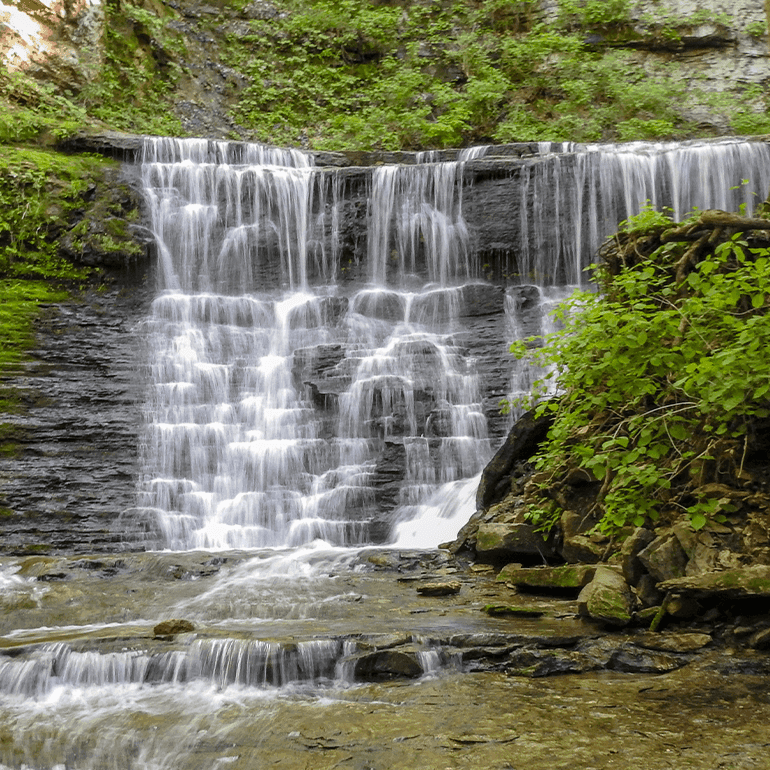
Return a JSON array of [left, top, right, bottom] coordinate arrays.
[[539, 0, 770, 130], [0, 0, 103, 87]]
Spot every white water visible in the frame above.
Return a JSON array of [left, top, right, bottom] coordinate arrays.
[[137, 139, 495, 550]]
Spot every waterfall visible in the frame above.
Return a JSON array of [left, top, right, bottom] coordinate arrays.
[[135, 137, 770, 551], [137, 138, 494, 550]]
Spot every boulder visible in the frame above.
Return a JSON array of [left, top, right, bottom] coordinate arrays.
[[672, 521, 720, 576], [577, 566, 634, 627], [475, 522, 555, 563], [561, 534, 606, 564], [352, 648, 423, 680], [475, 408, 554, 511], [153, 619, 195, 638]]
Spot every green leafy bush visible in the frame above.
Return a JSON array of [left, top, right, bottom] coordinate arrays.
[[512, 208, 770, 535]]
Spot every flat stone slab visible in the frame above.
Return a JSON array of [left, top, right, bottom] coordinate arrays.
[[659, 566, 770, 598], [416, 580, 461, 596], [497, 564, 596, 590], [634, 632, 713, 653]]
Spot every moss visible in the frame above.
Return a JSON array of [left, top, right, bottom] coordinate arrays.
[[0, 147, 143, 402], [0, 423, 28, 458]]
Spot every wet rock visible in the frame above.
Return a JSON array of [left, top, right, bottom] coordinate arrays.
[[507, 284, 541, 311], [635, 632, 712, 653], [607, 647, 684, 674], [620, 527, 656, 585], [505, 648, 598, 677], [474, 522, 554, 563], [458, 283, 505, 317], [0, 288, 152, 554], [153, 619, 196, 638], [476, 408, 554, 511], [352, 647, 423, 680], [416, 580, 461, 596], [496, 563, 596, 591], [577, 566, 634, 627], [638, 533, 688, 582]]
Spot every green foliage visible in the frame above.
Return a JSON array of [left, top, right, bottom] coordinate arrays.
[[0, 72, 89, 144], [0, 0, 740, 149], [223, 0, 699, 149], [558, 0, 631, 27], [746, 20, 767, 38], [78, 6, 185, 136], [0, 147, 107, 280], [513, 217, 770, 536]]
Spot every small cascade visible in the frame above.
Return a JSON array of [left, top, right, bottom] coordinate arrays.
[[366, 146, 485, 284], [0, 636, 456, 698]]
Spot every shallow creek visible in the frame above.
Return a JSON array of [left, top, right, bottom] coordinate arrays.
[[1, 548, 769, 769]]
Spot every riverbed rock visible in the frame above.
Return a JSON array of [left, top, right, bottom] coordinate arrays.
[[352, 647, 424, 680], [153, 619, 196, 638], [634, 632, 712, 653], [577, 567, 634, 627], [416, 580, 461, 596]]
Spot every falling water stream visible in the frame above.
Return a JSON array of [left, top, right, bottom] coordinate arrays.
[[2, 138, 770, 769]]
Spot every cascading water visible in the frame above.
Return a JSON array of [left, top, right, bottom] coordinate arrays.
[[2, 137, 770, 770], [136, 138, 495, 550], [134, 136, 770, 550]]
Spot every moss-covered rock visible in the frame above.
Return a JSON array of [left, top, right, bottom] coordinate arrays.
[[577, 566, 634, 627], [497, 563, 596, 590]]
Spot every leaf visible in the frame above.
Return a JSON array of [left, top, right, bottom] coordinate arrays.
[[668, 423, 688, 441], [690, 512, 707, 531]]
